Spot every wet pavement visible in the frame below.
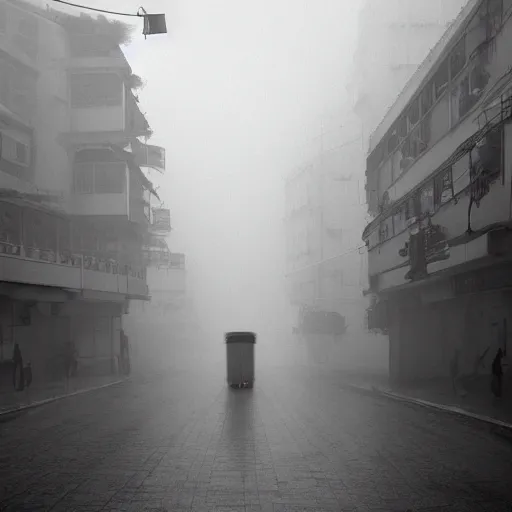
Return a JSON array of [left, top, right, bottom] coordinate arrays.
[[1, 364, 512, 511], [0, 374, 125, 415]]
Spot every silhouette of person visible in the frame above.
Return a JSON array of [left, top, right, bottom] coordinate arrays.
[[12, 343, 24, 391]]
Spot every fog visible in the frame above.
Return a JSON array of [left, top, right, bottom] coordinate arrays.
[[63, 0, 368, 371]]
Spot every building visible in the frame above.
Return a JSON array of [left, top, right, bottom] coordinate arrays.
[[363, 0, 512, 385], [284, 116, 368, 335], [125, 240, 194, 370], [284, 0, 470, 370], [350, 0, 467, 157], [0, 0, 164, 381]]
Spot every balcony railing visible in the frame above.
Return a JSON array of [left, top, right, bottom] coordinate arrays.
[[0, 241, 148, 298]]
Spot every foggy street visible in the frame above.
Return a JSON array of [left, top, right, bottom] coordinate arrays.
[[1, 362, 512, 512], [3, 0, 512, 510]]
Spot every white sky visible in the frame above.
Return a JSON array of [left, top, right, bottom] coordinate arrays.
[[65, 0, 363, 338]]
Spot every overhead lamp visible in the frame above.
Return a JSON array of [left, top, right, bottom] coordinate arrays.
[[139, 8, 167, 38], [53, 1, 167, 39]]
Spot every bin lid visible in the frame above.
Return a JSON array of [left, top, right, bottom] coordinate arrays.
[[225, 331, 257, 344]]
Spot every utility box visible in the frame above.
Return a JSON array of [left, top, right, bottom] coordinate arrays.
[[225, 331, 256, 389]]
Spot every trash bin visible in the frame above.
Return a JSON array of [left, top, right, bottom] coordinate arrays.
[[225, 331, 256, 389]]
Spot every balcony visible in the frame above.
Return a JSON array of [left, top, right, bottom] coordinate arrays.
[[364, 147, 511, 295], [69, 148, 153, 228], [0, 241, 148, 300], [0, 196, 149, 300], [68, 72, 125, 134], [71, 160, 128, 216], [60, 72, 150, 146]]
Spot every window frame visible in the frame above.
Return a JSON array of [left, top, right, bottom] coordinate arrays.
[[69, 72, 123, 109]]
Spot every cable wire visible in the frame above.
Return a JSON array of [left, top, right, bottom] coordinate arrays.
[[285, 243, 367, 277], [52, 0, 142, 17]]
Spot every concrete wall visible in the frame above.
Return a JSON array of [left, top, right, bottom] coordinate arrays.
[[31, 7, 72, 194], [71, 191, 128, 217], [0, 0, 71, 194], [0, 297, 124, 384], [60, 300, 122, 376], [388, 288, 512, 385], [0, 299, 69, 383]]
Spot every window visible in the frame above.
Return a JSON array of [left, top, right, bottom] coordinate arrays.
[[0, 202, 21, 246], [399, 137, 413, 173], [15, 142, 27, 165], [14, 17, 38, 60], [474, 126, 502, 179], [0, 133, 30, 167], [457, 64, 490, 119], [393, 204, 408, 234], [0, 3, 6, 33], [74, 163, 94, 194], [407, 98, 420, 128], [0, 59, 37, 123], [0, 59, 14, 109], [433, 58, 449, 100], [434, 167, 453, 207], [450, 36, 466, 79], [0, 57, 36, 124], [406, 195, 418, 220], [387, 129, 398, 155], [94, 162, 125, 193], [420, 182, 435, 215], [367, 144, 381, 174], [470, 63, 490, 93], [421, 80, 434, 114], [398, 116, 408, 138], [451, 86, 462, 126], [409, 123, 429, 159], [70, 73, 122, 108], [486, 0, 503, 37]]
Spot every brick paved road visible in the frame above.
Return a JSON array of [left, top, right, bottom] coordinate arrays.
[[1, 363, 512, 511]]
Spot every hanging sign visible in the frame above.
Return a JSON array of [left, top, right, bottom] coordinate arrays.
[[152, 208, 171, 232]]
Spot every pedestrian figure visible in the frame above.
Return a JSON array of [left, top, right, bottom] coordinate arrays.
[[12, 343, 24, 391], [120, 330, 131, 376], [491, 348, 504, 398]]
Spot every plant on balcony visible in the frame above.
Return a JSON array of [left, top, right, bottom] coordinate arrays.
[[61, 13, 133, 47], [128, 74, 145, 91]]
